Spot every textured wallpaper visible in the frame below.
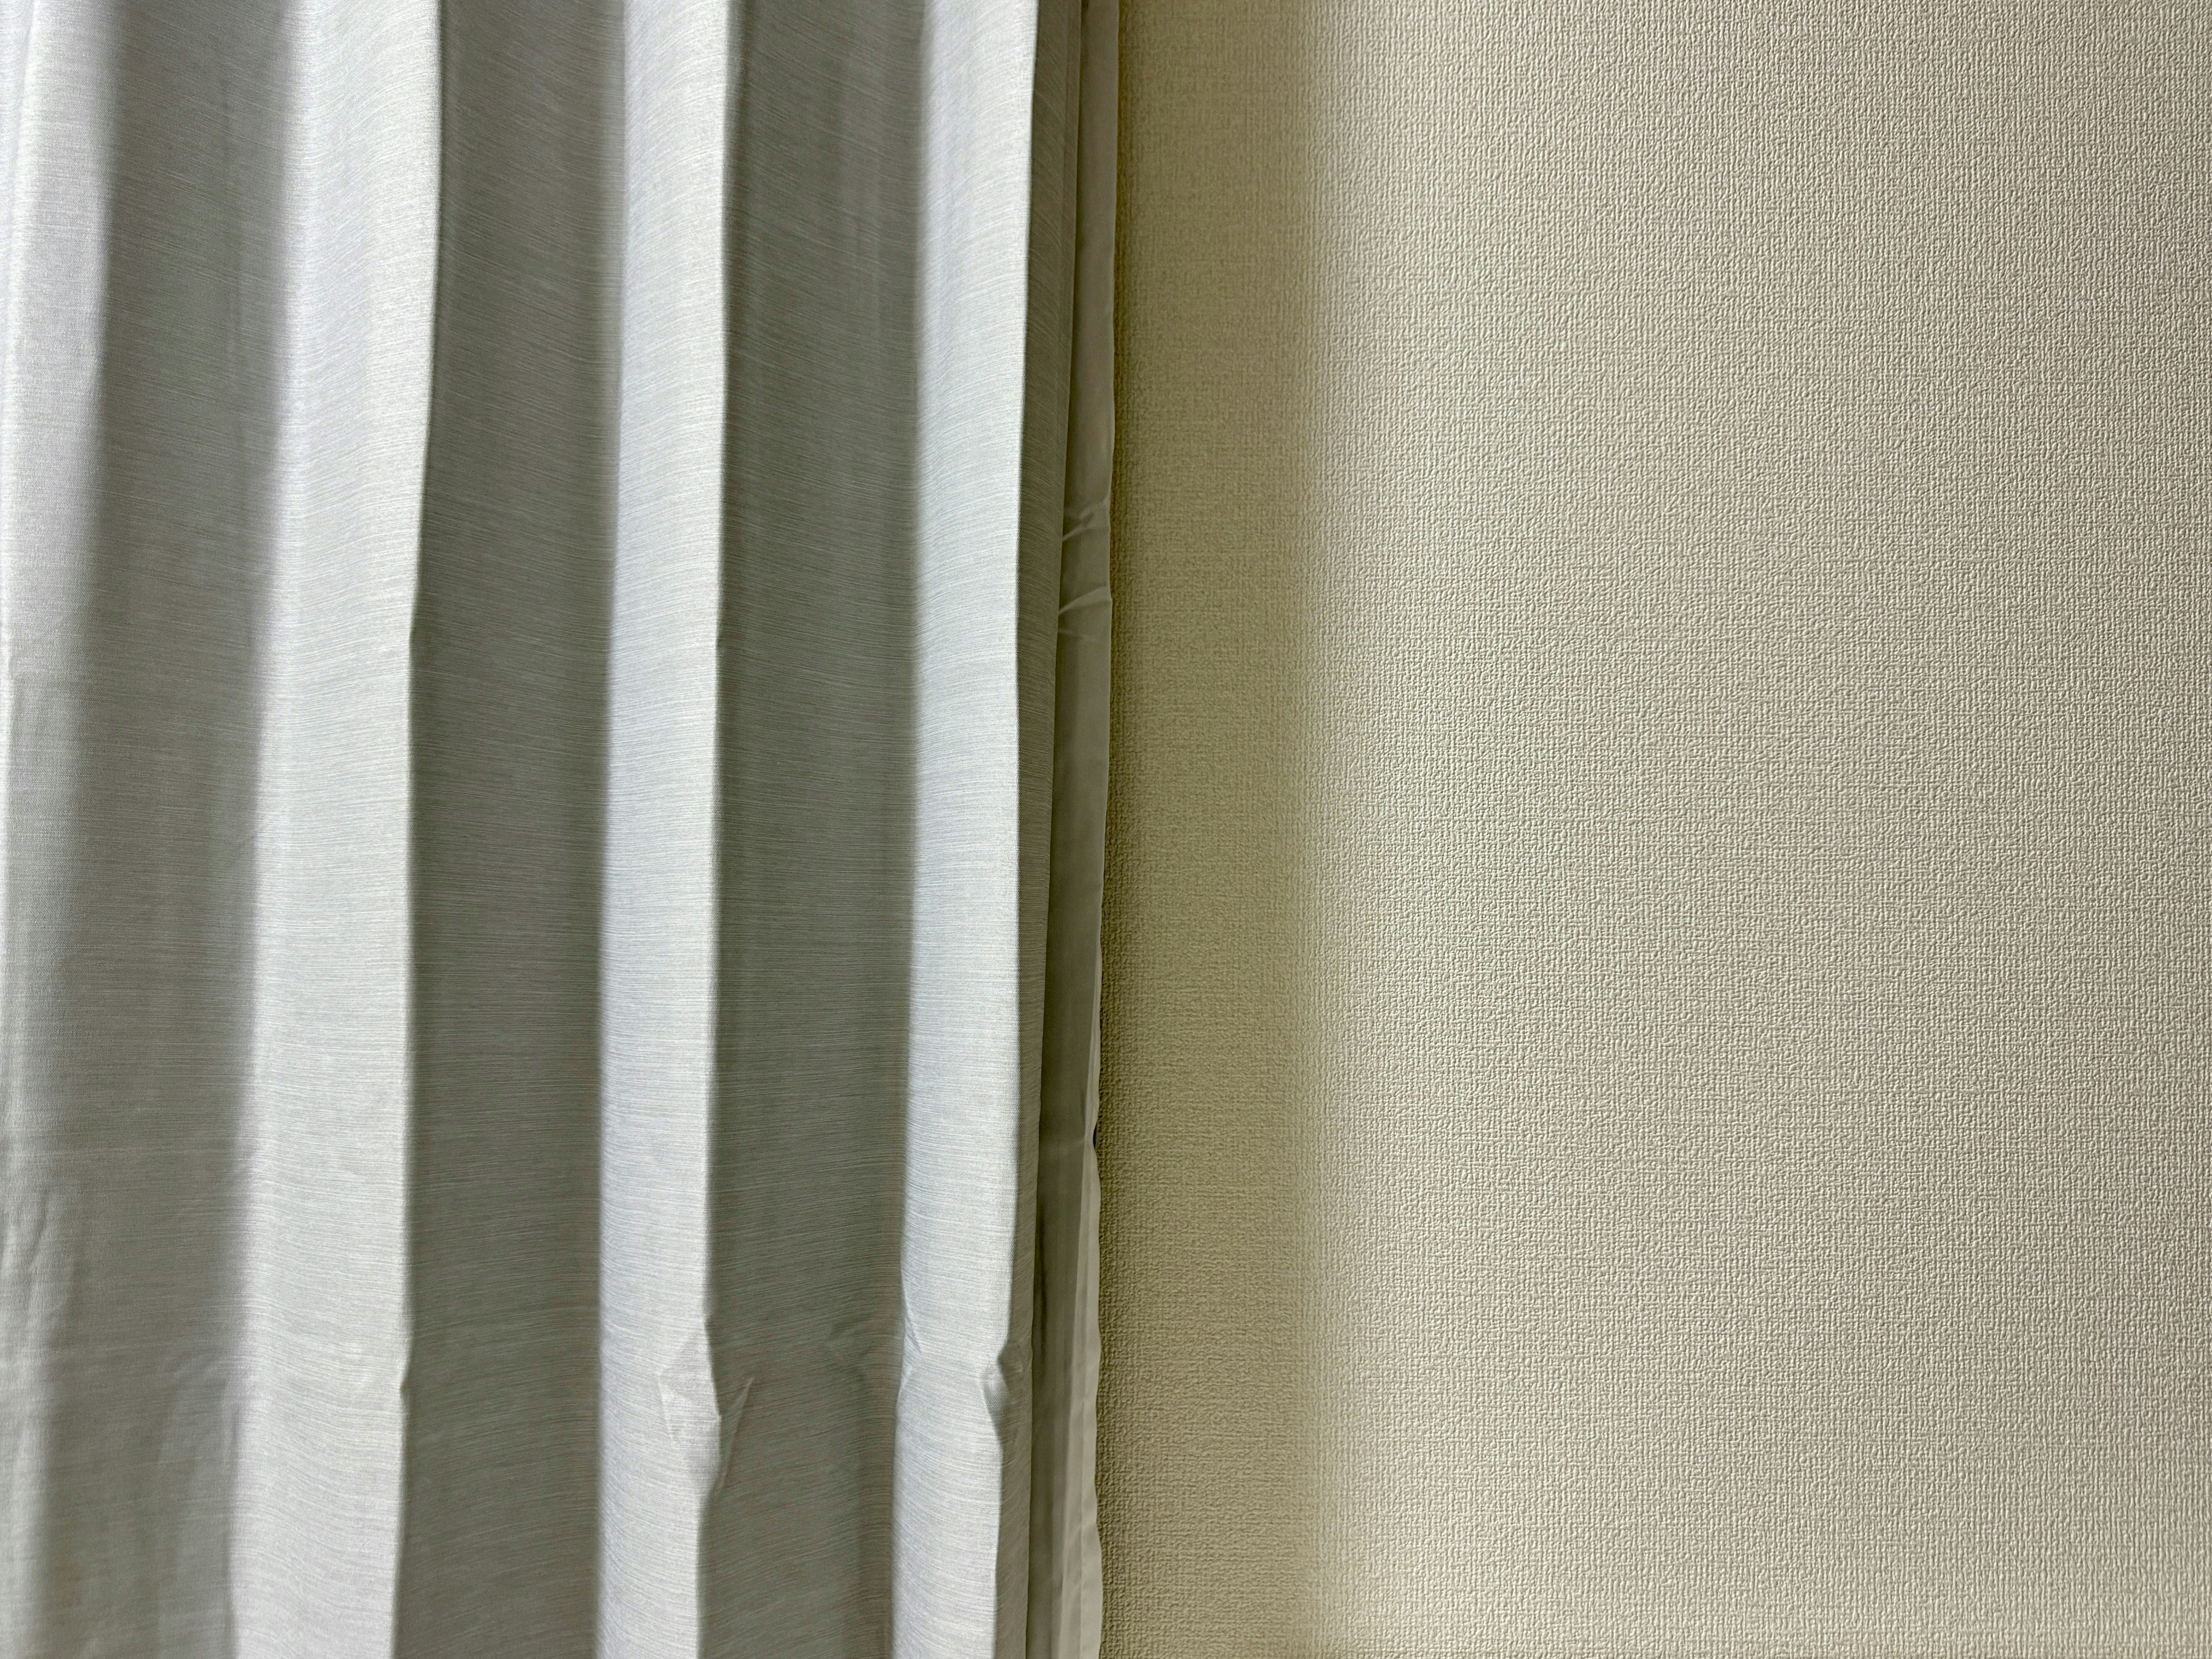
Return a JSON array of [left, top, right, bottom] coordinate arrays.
[[1097, 3, 2210, 1656]]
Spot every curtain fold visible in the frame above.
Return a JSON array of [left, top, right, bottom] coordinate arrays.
[[0, 0, 1112, 1652]]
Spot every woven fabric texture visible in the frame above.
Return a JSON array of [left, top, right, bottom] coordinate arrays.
[[0, 2, 1112, 1654]]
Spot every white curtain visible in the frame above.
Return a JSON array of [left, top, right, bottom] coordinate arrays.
[[0, 0, 1113, 1653]]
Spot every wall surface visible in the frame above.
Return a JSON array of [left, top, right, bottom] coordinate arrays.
[[1097, 3, 2210, 1656]]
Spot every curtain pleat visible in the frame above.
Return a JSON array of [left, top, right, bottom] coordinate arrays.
[[1024, 2, 1114, 1654], [0, 0, 1111, 1652], [230, 5, 439, 1655]]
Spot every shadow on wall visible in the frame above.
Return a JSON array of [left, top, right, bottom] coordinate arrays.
[[1096, 1, 1328, 1655]]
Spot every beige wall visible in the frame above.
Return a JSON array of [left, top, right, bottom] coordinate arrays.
[[1097, 3, 2211, 1656]]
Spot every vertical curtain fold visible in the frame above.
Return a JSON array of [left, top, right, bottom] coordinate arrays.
[[0, 0, 1112, 1652], [231, 4, 438, 1656], [600, 0, 728, 1654], [1024, 5, 1115, 1654]]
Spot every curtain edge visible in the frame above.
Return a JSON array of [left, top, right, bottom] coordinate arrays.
[[1027, 0, 1116, 1653]]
